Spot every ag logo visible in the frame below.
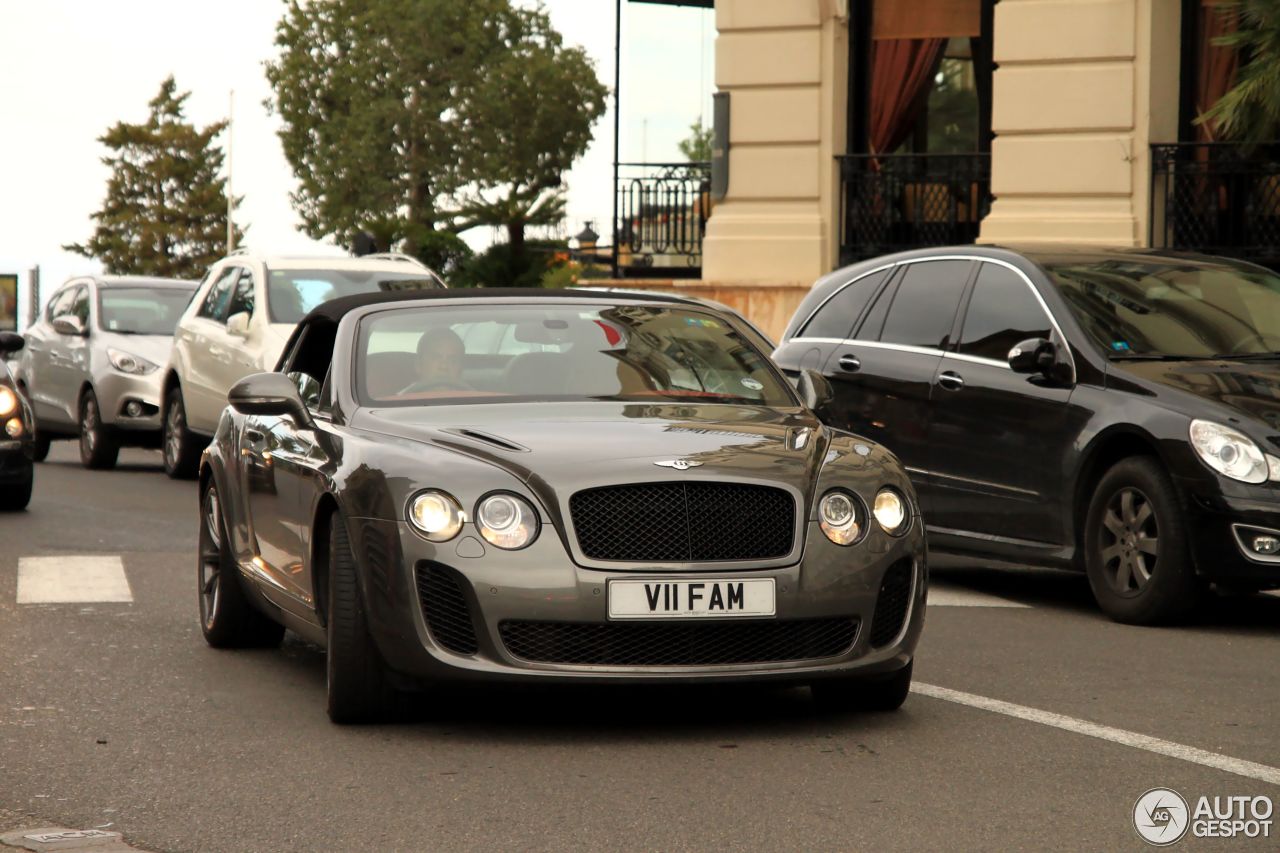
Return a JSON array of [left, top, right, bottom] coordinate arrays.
[[1134, 788, 1190, 846], [654, 459, 702, 470]]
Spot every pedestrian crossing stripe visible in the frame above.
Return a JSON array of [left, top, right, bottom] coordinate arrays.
[[16, 555, 133, 604]]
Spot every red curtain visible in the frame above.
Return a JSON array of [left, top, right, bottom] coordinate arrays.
[[1196, 1, 1239, 142], [868, 37, 947, 155]]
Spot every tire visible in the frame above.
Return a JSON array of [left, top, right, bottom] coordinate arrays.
[[79, 389, 119, 470], [0, 462, 33, 511], [812, 660, 913, 712], [198, 481, 285, 648], [1083, 457, 1200, 625], [325, 508, 393, 724], [162, 386, 201, 480], [31, 432, 51, 463]]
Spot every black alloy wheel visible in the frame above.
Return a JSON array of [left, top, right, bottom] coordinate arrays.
[[811, 660, 913, 712], [1084, 457, 1200, 625], [163, 386, 200, 480], [325, 508, 394, 724], [198, 481, 285, 648], [79, 389, 119, 470]]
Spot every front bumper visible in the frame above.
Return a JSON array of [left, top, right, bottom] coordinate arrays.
[[1177, 477, 1280, 586], [349, 517, 927, 685], [95, 370, 164, 432]]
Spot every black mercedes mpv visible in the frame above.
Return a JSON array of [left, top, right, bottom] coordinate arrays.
[[774, 245, 1280, 624]]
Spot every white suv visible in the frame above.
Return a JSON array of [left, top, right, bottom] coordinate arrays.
[[161, 251, 444, 477]]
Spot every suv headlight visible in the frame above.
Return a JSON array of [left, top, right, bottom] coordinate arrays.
[[873, 488, 909, 535], [107, 348, 159, 375], [819, 490, 865, 545], [407, 490, 465, 541], [1189, 419, 1269, 484], [475, 493, 539, 550], [0, 386, 16, 417]]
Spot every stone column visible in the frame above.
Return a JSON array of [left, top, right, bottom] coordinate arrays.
[[977, 0, 1181, 246]]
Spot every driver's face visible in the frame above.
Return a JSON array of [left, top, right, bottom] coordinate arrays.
[[417, 334, 464, 383]]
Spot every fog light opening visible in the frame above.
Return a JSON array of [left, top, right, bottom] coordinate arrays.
[[125, 401, 144, 418], [1251, 535, 1280, 556], [5, 418, 24, 438]]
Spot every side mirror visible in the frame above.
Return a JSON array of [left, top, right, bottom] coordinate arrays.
[[795, 368, 834, 416], [226, 311, 251, 338], [52, 316, 87, 337], [0, 332, 24, 355], [1008, 337, 1056, 375], [228, 372, 315, 429]]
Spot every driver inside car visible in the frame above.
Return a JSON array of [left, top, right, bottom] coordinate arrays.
[[398, 328, 473, 394]]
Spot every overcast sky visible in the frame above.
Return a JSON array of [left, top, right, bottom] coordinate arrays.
[[0, 0, 714, 324]]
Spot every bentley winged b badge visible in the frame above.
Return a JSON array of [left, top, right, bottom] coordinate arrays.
[[654, 459, 702, 470]]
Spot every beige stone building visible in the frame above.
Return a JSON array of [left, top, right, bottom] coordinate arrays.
[[610, 0, 1255, 339]]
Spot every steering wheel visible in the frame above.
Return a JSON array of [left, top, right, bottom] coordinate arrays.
[[396, 379, 473, 395]]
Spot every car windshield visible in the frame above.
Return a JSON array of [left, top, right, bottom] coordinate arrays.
[[1047, 259, 1280, 358], [98, 287, 193, 335], [356, 303, 796, 407], [268, 268, 443, 324]]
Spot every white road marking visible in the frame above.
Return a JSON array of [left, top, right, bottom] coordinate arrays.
[[928, 586, 1030, 608], [16, 556, 133, 604], [914, 682, 1280, 787]]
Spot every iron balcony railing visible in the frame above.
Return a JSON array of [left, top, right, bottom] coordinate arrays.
[[1151, 142, 1280, 269], [614, 161, 710, 278], [837, 152, 992, 266]]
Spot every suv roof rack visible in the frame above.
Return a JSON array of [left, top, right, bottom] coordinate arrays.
[[228, 247, 251, 256], [363, 252, 426, 267]]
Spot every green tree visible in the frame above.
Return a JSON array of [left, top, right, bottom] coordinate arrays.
[[1199, 1, 1280, 146], [65, 77, 242, 279], [678, 118, 713, 162]]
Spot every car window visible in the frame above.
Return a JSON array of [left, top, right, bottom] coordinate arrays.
[[958, 263, 1053, 361], [800, 269, 888, 340], [98, 287, 194, 335], [268, 268, 442, 324], [226, 269, 256, 318], [197, 268, 238, 322], [879, 260, 973, 350], [70, 286, 91, 326], [46, 287, 76, 321]]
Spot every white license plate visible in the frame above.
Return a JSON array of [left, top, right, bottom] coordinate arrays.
[[607, 578, 776, 620]]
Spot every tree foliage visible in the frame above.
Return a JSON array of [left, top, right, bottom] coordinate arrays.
[[1200, 1, 1280, 146], [266, 0, 606, 275], [678, 118, 713, 162], [65, 77, 242, 279]]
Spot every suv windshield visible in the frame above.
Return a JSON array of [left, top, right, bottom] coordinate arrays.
[[98, 287, 194, 335], [1047, 259, 1280, 358], [357, 303, 795, 407], [269, 268, 443, 324]]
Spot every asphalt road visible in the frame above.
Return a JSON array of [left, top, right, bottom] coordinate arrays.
[[1, 445, 1278, 852]]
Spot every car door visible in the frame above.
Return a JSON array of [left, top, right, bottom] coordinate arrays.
[[926, 260, 1075, 546], [772, 265, 893, 379], [24, 285, 78, 426], [180, 266, 237, 433], [822, 259, 976, 505], [46, 284, 93, 424], [207, 267, 263, 408]]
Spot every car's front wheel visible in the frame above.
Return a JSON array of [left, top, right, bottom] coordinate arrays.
[[325, 508, 394, 724], [198, 481, 285, 648], [17, 384, 50, 462], [79, 389, 119, 470], [1083, 457, 1200, 625], [811, 660, 913, 712], [0, 462, 33, 511], [162, 386, 201, 480]]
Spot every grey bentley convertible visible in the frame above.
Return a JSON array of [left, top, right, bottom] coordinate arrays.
[[197, 289, 926, 722]]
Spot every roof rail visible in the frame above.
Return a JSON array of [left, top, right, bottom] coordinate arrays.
[[227, 247, 251, 256], [364, 252, 426, 267]]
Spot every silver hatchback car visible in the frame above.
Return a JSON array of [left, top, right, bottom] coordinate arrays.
[[15, 276, 196, 468]]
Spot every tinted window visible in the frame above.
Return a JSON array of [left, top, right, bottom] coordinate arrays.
[[198, 268, 237, 321], [800, 270, 887, 339], [958, 264, 1052, 360], [226, 269, 256, 318], [879, 260, 972, 349]]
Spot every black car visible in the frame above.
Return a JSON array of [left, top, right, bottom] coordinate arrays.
[[774, 245, 1280, 624], [0, 332, 35, 511], [199, 289, 926, 722]]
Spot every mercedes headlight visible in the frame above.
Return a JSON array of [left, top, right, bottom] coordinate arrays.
[[475, 493, 539, 550], [107, 347, 159, 375], [406, 490, 465, 541], [1189, 419, 1268, 484], [873, 488, 909, 535], [819, 490, 865, 546], [0, 387, 16, 417]]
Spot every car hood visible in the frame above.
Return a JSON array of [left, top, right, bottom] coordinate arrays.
[[1112, 358, 1280, 431], [350, 401, 827, 493], [96, 331, 175, 367]]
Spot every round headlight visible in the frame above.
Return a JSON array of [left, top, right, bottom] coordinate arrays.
[[406, 490, 465, 541], [819, 490, 864, 546], [1189, 419, 1268, 484], [475, 493, 539, 550], [873, 488, 908, 535], [0, 387, 16, 418]]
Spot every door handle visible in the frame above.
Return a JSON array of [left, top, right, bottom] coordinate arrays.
[[938, 371, 965, 391], [837, 353, 861, 373]]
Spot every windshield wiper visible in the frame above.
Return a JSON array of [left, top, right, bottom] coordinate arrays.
[[1107, 353, 1201, 361]]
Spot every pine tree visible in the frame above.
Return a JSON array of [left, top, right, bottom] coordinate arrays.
[[65, 77, 243, 279]]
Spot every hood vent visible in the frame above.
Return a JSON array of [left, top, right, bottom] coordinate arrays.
[[446, 428, 530, 453]]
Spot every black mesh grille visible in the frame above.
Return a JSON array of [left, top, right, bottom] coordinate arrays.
[[869, 560, 914, 648], [415, 564, 479, 655], [569, 482, 795, 562], [499, 618, 858, 666]]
